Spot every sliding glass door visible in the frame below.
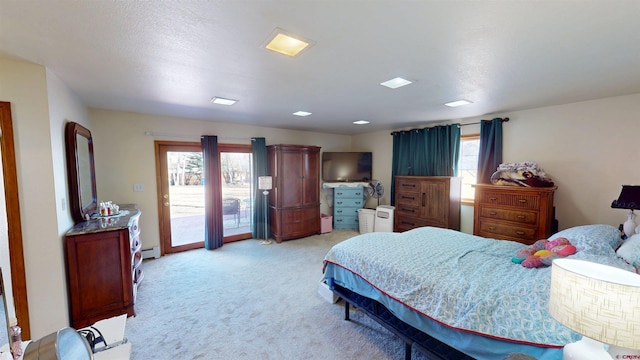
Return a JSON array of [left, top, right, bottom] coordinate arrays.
[[155, 141, 253, 254]]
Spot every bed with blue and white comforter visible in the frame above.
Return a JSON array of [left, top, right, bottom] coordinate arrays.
[[323, 224, 635, 360]]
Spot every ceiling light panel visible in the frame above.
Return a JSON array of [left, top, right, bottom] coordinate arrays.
[[293, 111, 312, 116], [444, 99, 472, 107], [353, 120, 370, 125], [380, 77, 413, 89], [263, 28, 315, 57], [210, 97, 238, 105]]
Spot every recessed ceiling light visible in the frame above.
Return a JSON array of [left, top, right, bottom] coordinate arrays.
[[210, 97, 238, 106], [444, 99, 473, 107], [293, 111, 312, 117], [353, 120, 370, 125], [380, 77, 413, 89], [263, 28, 315, 57]]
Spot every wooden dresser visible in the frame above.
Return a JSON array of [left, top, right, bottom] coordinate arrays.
[[473, 184, 557, 245], [394, 176, 461, 232], [65, 205, 143, 328], [267, 144, 321, 242]]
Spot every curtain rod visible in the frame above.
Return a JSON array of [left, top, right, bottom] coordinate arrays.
[[390, 117, 509, 135], [144, 131, 252, 142], [459, 117, 509, 127]]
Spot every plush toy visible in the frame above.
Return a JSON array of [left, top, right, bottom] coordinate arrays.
[[511, 237, 577, 268]]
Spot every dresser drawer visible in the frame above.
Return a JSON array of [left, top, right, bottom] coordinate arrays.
[[334, 198, 364, 208], [396, 177, 422, 193], [334, 187, 364, 199], [396, 192, 421, 207], [334, 216, 359, 229], [334, 207, 359, 218], [283, 208, 318, 222], [477, 191, 540, 210], [395, 203, 421, 217], [478, 206, 538, 225], [478, 221, 537, 242], [129, 216, 140, 238], [395, 215, 445, 232]]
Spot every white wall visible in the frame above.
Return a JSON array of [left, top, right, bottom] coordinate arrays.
[[353, 93, 640, 232], [89, 109, 353, 252], [45, 68, 89, 333], [0, 58, 83, 338]]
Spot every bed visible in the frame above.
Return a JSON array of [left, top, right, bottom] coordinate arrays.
[[322, 224, 637, 360]]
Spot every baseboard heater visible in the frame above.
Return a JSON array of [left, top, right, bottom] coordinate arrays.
[[141, 246, 160, 259]]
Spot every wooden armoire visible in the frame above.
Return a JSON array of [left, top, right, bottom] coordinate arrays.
[[267, 144, 321, 242]]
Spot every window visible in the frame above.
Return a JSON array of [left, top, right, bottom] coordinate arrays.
[[459, 135, 480, 202]]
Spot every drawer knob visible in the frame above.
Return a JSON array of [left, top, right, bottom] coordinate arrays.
[[515, 231, 525, 235], [517, 215, 525, 219], [488, 226, 496, 230], [401, 196, 415, 200], [489, 211, 497, 216], [518, 199, 527, 203], [489, 197, 497, 201]]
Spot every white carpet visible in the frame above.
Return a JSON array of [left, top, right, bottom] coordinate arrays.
[[124, 230, 430, 359]]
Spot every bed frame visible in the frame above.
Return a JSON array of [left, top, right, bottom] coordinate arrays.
[[332, 283, 474, 360]]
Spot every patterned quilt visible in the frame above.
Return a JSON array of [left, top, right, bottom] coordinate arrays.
[[323, 224, 633, 347]]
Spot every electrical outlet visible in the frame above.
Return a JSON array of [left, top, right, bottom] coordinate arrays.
[[133, 183, 144, 192]]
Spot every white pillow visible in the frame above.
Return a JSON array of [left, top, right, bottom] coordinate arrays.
[[616, 233, 640, 268]]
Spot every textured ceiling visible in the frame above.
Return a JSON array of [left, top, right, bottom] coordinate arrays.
[[1, 1, 639, 135]]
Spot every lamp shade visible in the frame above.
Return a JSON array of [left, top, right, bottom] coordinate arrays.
[[611, 185, 640, 210], [258, 176, 272, 190], [549, 258, 640, 350]]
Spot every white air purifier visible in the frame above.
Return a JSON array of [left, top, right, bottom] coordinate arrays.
[[374, 205, 395, 232]]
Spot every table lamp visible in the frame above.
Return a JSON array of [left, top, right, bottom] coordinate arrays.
[[611, 185, 640, 238], [258, 176, 272, 245], [549, 258, 640, 360]]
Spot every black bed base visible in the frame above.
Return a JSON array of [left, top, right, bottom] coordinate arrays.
[[332, 284, 475, 360]]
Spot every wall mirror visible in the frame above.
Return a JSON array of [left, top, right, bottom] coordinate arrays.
[[65, 122, 97, 223]]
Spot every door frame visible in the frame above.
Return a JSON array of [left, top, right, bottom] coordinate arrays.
[[155, 141, 204, 255], [154, 141, 254, 254]]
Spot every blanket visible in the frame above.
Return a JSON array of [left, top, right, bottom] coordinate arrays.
[[323, 224, 631, 348], [490, 162, 554, 187]]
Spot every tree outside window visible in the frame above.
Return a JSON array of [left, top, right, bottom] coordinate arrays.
[[459, 135, 480, 201]]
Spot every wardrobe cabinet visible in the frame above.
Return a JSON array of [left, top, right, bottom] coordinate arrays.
[[267, 144, 321, 242], [473, 184, 557, 245], [394, 176, 461, 232], [64, 206, 143, 328]]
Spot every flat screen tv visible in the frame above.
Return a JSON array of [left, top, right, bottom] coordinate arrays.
[[322, 152, 372, 182]]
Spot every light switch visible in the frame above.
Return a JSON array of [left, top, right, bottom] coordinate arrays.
[[133, 183, 144, 192]]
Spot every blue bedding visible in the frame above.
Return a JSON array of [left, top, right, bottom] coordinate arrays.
[[323, 224, 634, 359]]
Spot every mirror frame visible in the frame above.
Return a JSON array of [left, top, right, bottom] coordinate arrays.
[[0, 102, 30, 339], [65, 122, 98, 223]]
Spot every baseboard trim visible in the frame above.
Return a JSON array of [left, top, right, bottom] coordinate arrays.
[[142, 246, 160, 259]]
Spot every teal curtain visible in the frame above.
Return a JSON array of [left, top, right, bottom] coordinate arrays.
[[390, 124, 460, 205], [251, 138, 269, 239], [201, 135, 223, 250], [478, 118, 504, 184]]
